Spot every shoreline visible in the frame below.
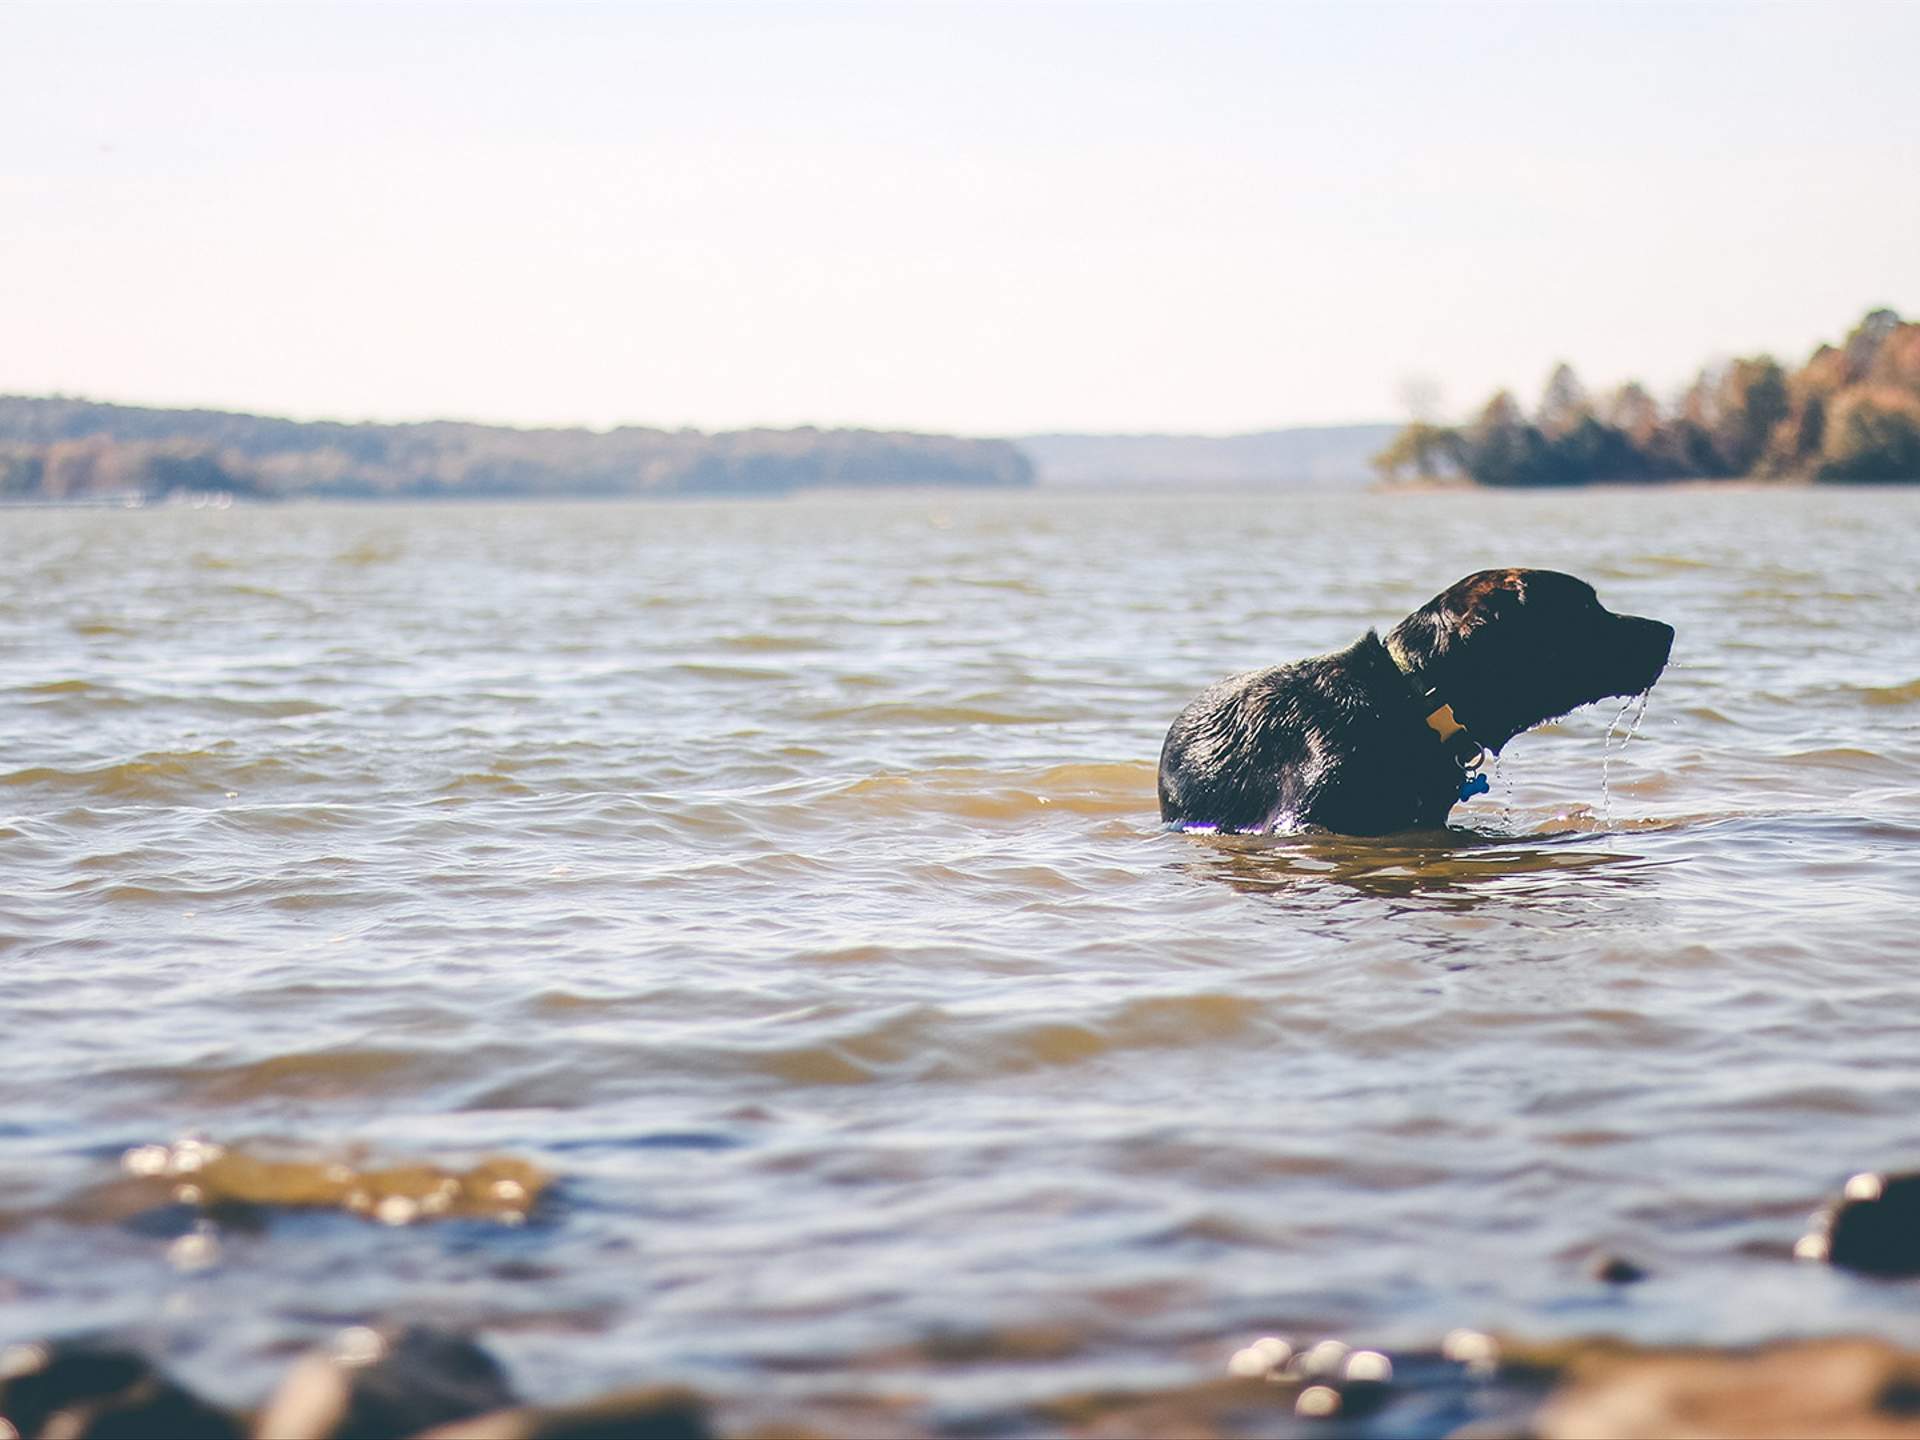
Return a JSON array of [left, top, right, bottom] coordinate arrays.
[[6, 474, 1919, 510]]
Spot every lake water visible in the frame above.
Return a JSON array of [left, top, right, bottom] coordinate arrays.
[[3, 487, 1919, 1429]]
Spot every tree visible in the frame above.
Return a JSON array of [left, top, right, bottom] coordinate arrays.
[[1844, 307, 1903, 378], [1461, 391, 1552, 486], [1604, 382, 1662, 447], [1818, 388, 1920, 482], [1708, 357, 1789, 474], [1372, 422, 1460, 482], [1866, 322, 1920, 393], [1536, 363, 1591, 439]]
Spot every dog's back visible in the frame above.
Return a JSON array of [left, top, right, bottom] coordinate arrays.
[[1158, 636, 1455, 835]]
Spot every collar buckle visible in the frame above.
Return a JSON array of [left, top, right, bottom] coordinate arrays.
[[1386, 636, 1488, 784]]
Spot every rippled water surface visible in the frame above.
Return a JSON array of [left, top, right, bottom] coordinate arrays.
[[4, 489, 1919, 1422]]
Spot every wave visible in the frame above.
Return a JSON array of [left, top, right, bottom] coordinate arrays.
[[724, 991, 1270, 1086], [0, 748, 320, 803], [103, 1047, 463, 1105], [834, 762, 1156, 820], [715, 632, 832, 653], [806, 701, 1068, 726], [1843, 677, 1920, 707], [9, 680, 333, 721]]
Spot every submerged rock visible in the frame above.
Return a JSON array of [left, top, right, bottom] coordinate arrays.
[[1528, 1336, 1920, 1439], [0, 1329, 707, 1440], [253, 1325, 517, 1439], [1586, 1253, 1650, 1286], [114, 1138, 550, 1227], [1800, 1171, 1920, 1276], [412, 1387, 712, 1440], [0, 1339, 239, 1440]]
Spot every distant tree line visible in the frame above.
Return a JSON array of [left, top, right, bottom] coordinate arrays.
[[0, 397, 1034, 502], [1376, 308, 1920, 485]]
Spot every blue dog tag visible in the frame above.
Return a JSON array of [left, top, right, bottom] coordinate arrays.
[[1458, 772, 1491, 802]]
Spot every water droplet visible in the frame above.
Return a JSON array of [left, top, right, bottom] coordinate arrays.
[[1345, 1350, 1393, 1383], [1844, 1172, 1885, 1201], [333, 1327, 386, 1367], [122, 1144, 171, 1177], [1300, 1340, 1351, 1377], [1296, 1384, 1341, 1418], [1443, 1328, 1499, 1374], [1601, 689, 1652, 828], [170, 1137, 224, 1174], [1227, 1335, 1292, 1378], [375, 1196, 420, 1226], [168, 1230, 221, 1273]]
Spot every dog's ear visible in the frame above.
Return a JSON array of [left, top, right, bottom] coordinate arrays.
[[1392, 568, 1534, 668], [1445, 569, 1529, 637]]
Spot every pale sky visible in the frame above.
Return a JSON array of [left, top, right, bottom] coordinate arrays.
[[3, 1, 1916, 435]]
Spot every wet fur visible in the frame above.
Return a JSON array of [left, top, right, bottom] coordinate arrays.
[[1157, 569, 1675, 836]]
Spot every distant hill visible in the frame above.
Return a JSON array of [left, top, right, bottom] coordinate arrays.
[[1017, 424, 1399, 488], [0, 396, 1033, 502]]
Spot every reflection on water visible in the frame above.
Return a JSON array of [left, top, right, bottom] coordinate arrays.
[[1183, 827, 1665, 912], [2, 488, 1919, 1425]]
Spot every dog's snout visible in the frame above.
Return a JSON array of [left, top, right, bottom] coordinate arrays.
[[1630, 615, 1676, 661], [1617, 614, 1675, 686]]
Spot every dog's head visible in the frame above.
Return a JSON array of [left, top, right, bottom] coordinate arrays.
[[1384, 568, 1674, 752]]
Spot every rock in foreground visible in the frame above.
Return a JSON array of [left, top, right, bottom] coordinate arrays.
[[1528, 1336, 1920, 1440], [11, 1324, 1920, 1438], [1800, 1171, 1920, 1277]]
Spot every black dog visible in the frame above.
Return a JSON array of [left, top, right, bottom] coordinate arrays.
[[1157, 569, 1674, 835]]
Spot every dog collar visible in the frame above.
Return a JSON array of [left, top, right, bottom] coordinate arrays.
[[1383, 637, 1491, 799]]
